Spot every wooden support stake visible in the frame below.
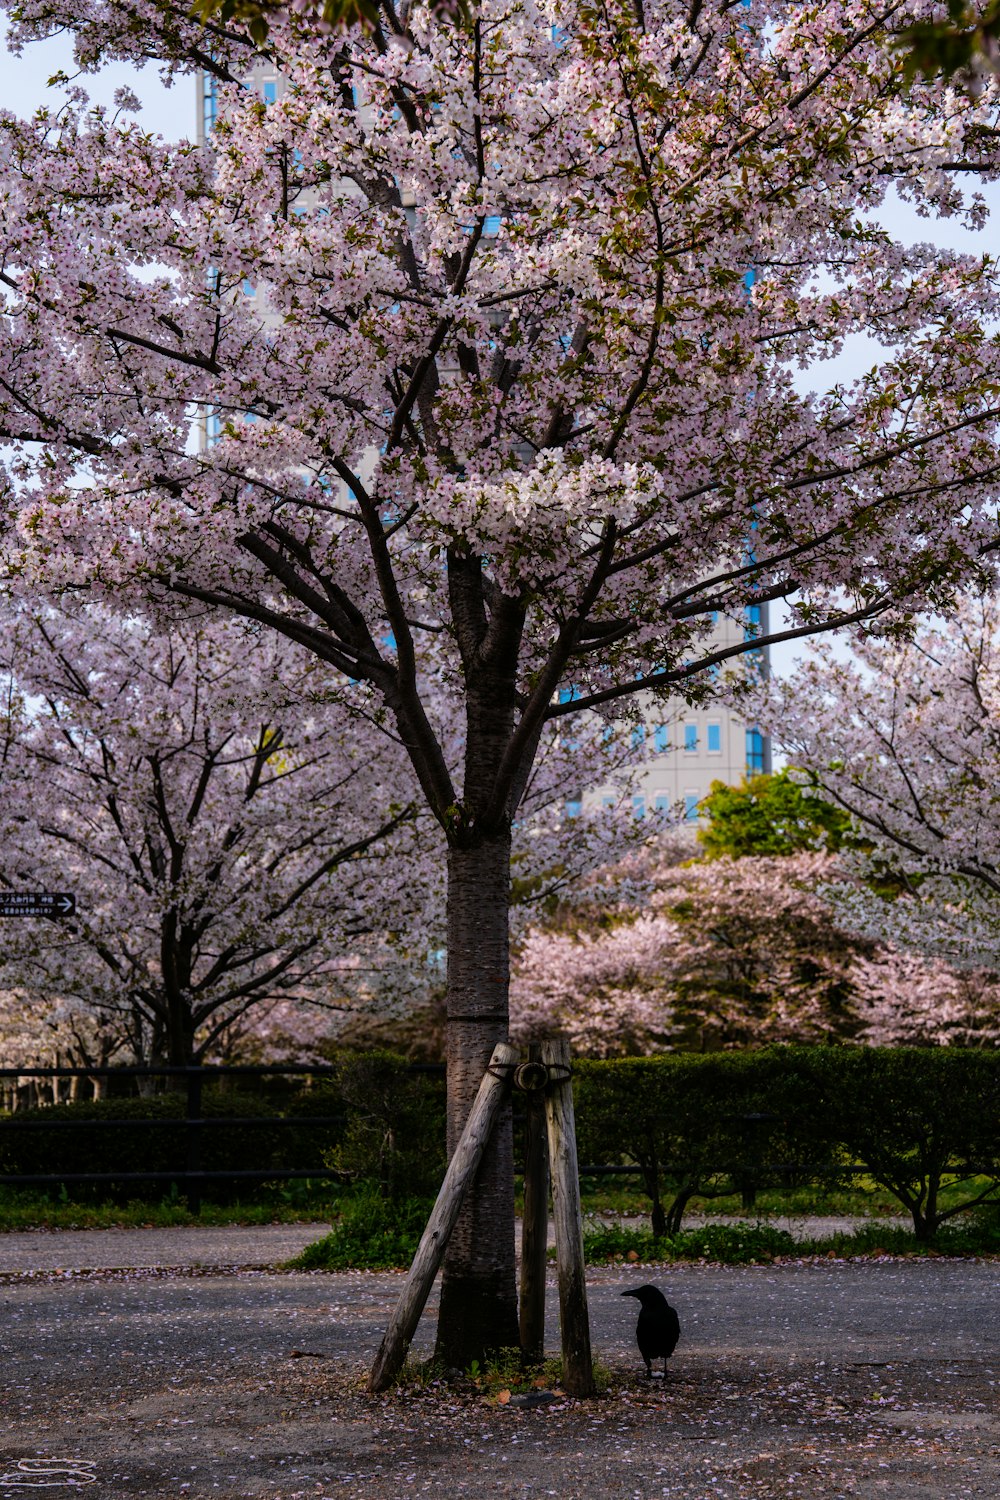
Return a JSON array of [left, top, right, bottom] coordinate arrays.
[[518, 1042, 549, 1364], [368, 1040, 519, 1393], [541, 1039, 594, 1396]]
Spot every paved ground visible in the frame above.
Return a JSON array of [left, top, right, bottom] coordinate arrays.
[[0, 1216, 909, 1274], [0, 1223, 334, 1274], [0, 1227, 997, 1498]]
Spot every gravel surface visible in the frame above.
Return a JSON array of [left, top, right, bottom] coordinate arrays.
[[1, 1230, 997, 1498]]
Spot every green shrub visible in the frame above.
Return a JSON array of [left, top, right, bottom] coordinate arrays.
[[574, 1050, 839, 1236], [795, 1047, 1000, 1242], [670, 1223, 797, 1262], [582, 1220, 795, 1264], [326, 1051, 446, 1201], [573, 1047, 1000, 1244], [288, 1188, 434, 1270]]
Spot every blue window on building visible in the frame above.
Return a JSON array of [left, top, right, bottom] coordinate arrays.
[[566, 798, 582, 819], [745, 603, 762, 641], [483, 215, 502, 236], [559, 685, 582, 752], [202, 76, 218, 136], [205, 411, 221, 445], [242, 278, 256, 299], [632, 724, 646, 748], [632, 795, 646, 820], [602, 796, 616, 810], [654, 724, 669, 753], [683, 723, 698, 752], [707, 722, 722, 753], [654, 793, 671, 814], [263, 80, 278, 104], [684, 794, 700, 821], [746, 727, 768, 776]]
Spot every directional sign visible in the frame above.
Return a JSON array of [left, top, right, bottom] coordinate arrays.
[[0, 892, 76, 919]]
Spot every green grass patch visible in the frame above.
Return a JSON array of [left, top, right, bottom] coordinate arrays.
[[583, 1214, 1000, 1264], [0, 1183, 339, 1231], [567, 1176, 995, 1224], [287, 1189, 435, 1271], [794, 1217, 1000, 1259], [583, 1220, 796, 1265]]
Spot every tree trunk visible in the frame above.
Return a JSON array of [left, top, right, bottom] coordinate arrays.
[[435, 833, 520, 1368], [664, 1182, 697, 1237], [640, 1152, 666, 1238]]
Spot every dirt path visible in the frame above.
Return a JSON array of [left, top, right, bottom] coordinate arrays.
[[1, 1251, 997, 1498]]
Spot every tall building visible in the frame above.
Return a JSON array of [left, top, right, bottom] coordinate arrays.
[[570, 604, 771, 826]]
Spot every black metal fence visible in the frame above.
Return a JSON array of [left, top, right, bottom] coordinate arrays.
[[0, 1063, 451, 1212], [0, 1064, 846, 1214]]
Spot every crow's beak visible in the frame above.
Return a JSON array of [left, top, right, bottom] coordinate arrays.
[[620, 1289, 639, 1298]]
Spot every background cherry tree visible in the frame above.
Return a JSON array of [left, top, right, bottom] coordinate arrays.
[[511, 848, 866, 1052], [0, 599, 426, 1071], [0, 595, 647, 1074], [511, 834, 1000, 1053], [3, 0, 1000, 1358], [849, 948, 1000, 1047], [755, 595, 1000, 972]]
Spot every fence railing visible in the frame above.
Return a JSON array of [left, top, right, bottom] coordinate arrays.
[[0, 1063, 451, 1212], [0, 1063, 874, 1214]]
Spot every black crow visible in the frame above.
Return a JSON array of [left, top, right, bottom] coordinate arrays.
[[621, 1284, 680, 1377]]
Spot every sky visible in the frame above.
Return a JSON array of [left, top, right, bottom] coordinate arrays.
[[3, 17, 999, 689]]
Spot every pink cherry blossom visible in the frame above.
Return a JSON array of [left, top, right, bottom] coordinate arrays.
[[754, 593, 1000, 975]]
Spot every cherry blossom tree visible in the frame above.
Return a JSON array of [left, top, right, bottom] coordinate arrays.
[[512, 836, 1000, 1052], [849, 948, 1000, 1046], [0, 599, 424, 1071], [512, 848, 868, 1052], [756, 595, 1000, 971], [0, 986, 125, 1109], [3, 0, 1000, 1359], [0, 596, 646, 1075]]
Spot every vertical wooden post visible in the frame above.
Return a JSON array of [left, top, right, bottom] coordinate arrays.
[[368, 1040, 518, 1393], [541, 1039, 594, 1396], [518, 1043, 549, 1364]]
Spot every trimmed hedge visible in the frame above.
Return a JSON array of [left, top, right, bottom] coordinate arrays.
[[574, 1047, 1000, 1242], [801, 1047, 1000, 1241], [0, 1052, 447, 1205]]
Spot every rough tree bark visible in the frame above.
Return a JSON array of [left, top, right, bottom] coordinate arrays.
[[435, 832, 520, 1366]]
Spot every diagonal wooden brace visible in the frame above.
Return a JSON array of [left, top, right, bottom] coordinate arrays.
[[367, 1040, 519, 1393]]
